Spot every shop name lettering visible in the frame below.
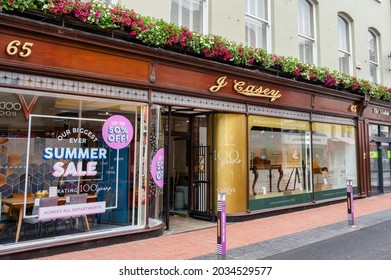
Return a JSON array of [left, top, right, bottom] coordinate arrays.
[[0, 101, 21, 117], [0, 95, 39, 119], [372, 108, 390, 116], [217, 187, 236, 194], [209, 76, 282, 102]]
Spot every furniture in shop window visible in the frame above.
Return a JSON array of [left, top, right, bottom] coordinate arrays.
[[10, 193, 34, 218], [105, 189, 116, 225], [251, 157, 283, 194], [22, 196, 59, 239], [312, 160, 331, 188], [86, 194, 97, 227], [284, 167, 301, 191], [60, 193, 90, 231], [12, 193, 35, 199], [0, 193, 17, 238], [2, 194, 96, 242], [287, 160, 307, 191], [1, 192, 5, 222], [2, 196, 35, 242]]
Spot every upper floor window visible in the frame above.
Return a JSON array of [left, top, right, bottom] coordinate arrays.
[[245, 0, 270, 51], [368, 29, 380, 84], [170, 0, 207, 34], [338, 14, 353, 75], [298, 0, 317, 64], [103, 0, 117, 4]]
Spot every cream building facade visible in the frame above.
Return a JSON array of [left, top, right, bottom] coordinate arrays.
[[124, 0, 391, 87]]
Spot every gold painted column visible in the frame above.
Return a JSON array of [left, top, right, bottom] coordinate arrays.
[[213, 114, 247, 214]]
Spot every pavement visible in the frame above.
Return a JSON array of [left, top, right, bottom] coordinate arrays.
[[33, 193, 391, 260], [262, 218, 391, 260]]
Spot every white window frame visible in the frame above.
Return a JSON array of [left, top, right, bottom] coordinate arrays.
[[337, 14, 353, 75], [368, 29, 380, 84], [245, 0, 271, 52], [298, 0, 317, 65], [170, 0, 208, 34], [103, 0, 118, 4]]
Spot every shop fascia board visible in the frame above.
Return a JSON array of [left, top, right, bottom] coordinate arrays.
[[0, 12, 367, 107]]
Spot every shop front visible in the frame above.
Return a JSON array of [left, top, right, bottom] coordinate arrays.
[[208, 111, 358, 216], [0, 10, 379, 256], [0, 81, 167, 253], [155, 69, 361, 219], [198, 73, 359, 217], [0, 14, 166, 256], [364, 106, 391, 196]]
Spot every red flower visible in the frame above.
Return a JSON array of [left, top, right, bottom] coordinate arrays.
[[352, 83, 360, 91], [324, 73, 336, 87]]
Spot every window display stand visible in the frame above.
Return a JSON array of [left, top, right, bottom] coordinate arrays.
[[285, 167, 300, 191]]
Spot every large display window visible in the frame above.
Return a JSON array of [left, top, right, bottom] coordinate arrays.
[[312, 122, 357, 200], [0, 90, 162, 247], [248, 115, 358, 210], [249, 116, 312, 210]]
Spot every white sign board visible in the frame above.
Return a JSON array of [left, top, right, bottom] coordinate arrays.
[[38, 201, 106, 220]]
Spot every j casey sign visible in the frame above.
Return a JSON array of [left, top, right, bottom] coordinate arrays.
[[209, 76, 282, 102], [38, 201, 106, 220]]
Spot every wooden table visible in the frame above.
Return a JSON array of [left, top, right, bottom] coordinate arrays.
[[251, 163, 283, 195], [2, 195, 95, 243]]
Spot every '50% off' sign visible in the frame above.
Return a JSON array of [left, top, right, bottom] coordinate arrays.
[[102, 115, 134, 149]]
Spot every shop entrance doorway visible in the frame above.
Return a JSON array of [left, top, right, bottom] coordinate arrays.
[[171, 135, 190, 215], [163, 107, 214, 230], [370, 141, 391, 195], [189, 145, 212, 220]]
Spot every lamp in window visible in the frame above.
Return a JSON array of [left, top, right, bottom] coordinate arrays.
[[292, 148, 299, 160], [260, 148, 267, 160]]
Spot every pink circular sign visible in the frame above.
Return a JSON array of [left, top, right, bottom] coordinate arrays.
[[151, 148, 164, 188], [102, 115, 133, 149]]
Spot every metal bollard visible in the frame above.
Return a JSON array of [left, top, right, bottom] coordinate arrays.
[[217, 192, 226, 260], [347, 179, 354, 226]]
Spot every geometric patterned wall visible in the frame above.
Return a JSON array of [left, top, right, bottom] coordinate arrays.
[[0, 137, 52, 198], [0, 138, 25, 197]]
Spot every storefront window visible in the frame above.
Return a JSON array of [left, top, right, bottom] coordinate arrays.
[[248, 116, 358, 209], [248, 116, 312, 210], [149, 105, 165, 220], [380, 126, 389, 137], [312, 123, 357, 199], [369, 124, 379, 137], [0, 91, 155, 247]]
